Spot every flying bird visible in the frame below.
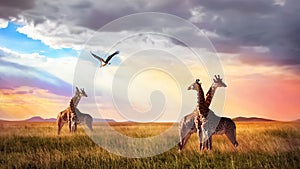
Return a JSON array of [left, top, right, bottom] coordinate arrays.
[[90, 51, 119, 68]]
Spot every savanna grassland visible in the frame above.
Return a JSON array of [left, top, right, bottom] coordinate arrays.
[[0, 121, 299, 169]]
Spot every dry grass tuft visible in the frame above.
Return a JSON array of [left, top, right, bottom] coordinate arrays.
[[0, 121, 299, 168]]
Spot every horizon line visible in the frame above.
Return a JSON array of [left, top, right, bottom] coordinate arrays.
[[0, 116, 299, 123]]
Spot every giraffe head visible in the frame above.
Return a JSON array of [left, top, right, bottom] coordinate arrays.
[[213, 75, 227, 87], [187, 79, 202, 91], [79, 88, 88, 97], [75, 87, 88, 97]]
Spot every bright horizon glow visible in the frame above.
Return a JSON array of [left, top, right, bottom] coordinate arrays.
[[0, 20, 299, 122]]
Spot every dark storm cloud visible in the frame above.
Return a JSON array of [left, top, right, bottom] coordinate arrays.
[[198, 0, 277, 14], [5, 0, 199, 31], [0, 0, 35, 19], [73, 0, 199, 31], [187, 0, 300, 67], [77, 7, 136, 31], [0, 0, 35, 9], [1, 0, 300, 68]]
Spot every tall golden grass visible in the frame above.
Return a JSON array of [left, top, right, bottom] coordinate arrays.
[[0, 121, 299, 168]]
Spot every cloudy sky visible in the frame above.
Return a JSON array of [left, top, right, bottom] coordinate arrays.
[[0, 0, 299, 121]]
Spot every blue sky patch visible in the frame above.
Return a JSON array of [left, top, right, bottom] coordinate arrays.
[[0, 22, 78, 58]]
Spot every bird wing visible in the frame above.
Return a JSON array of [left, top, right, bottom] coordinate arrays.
[[90, 52, 105, 62], [105, 51, 119, 63]]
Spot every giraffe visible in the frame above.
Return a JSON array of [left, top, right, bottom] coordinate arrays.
[[178, 75, 227, 151], [57, 87, 87, 134], [188, 78, 210, 151], [187, 78, 238, 151], [71, 87, 89, 132], [178, 76, 233, 151], [68, 87, 93, 131], [199, 75, 227, 150]]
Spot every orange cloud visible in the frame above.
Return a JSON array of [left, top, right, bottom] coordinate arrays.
[[0, 87, 68, 120]]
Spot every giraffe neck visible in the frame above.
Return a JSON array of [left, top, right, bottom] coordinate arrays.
[[197, 84, 209, 117], [69, 97, 76, 115], [205, 84, 218, 108], [73, 95, 82, 107]]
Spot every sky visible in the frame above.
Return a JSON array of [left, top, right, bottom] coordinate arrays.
[[0, 0, 299, 122]]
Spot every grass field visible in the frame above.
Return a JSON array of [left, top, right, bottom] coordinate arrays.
[[0, 121, 299, 169]]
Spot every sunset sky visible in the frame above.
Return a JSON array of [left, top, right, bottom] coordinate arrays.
[[0, 0, 299, 122]]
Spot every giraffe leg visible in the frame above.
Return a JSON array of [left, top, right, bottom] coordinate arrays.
[[233, 129, 238, 147], [197, 129, 204, 151], [178, 130, 193, 151], [200, 137, 203, 151], [201, 125, 209, 150], [57, 118, 61, 135], [201, 134, 206, 150], [87, 117, 93, 131], [57, 117, 64, 135], [203, 140, 207, 150], [203, 134, 211, 150], [207, 136, 212, 150], [201, 130, 209, 151], [87, 123, 93, 131], [194, 115, 203, 151], [225, 129, 238, 147], [204, 138, 209, 150], [68, 119, 72, 133], [59, 123, 64, 135], [70, 119, 77, 132], [74, 123, 77, 132]]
